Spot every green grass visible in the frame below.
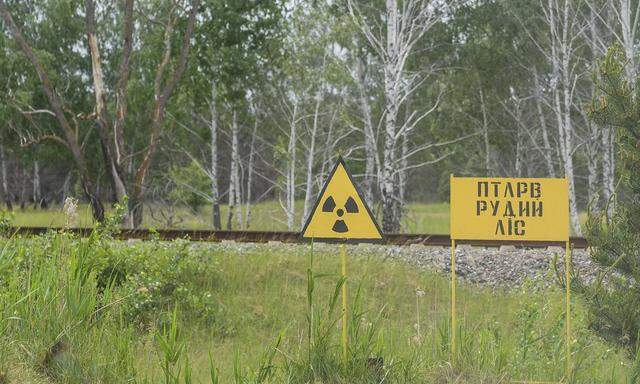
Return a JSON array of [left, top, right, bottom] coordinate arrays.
[[0, 230, 634, 383], [10, 200, 588, 235], [9, 201, 450, 233]]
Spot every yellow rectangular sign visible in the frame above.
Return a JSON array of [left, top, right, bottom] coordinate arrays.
[[450, 176, 569, 241]]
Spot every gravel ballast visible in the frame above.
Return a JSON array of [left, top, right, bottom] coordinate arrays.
[[192, 241, 601, 288]]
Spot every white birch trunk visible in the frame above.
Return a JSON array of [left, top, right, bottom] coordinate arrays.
[[547, 0, 582, 235], [510, 88, 524, 177], [586, 129, 600, 213], [301, 88, 322, 227], [356, 55, 377, 205], [533, 68, 556, 177], [601, 126, 615, 217], [381, 0, 400, 233], [235, 151, 242, 230], [318, 105, 335, 190], [226, 109, 240, 230], [210, 83, 222, 230], [245, 111, 258, 229], [286, 101, 298, 231], [619, 0, 637, 81], [586, 8, 600, 213]]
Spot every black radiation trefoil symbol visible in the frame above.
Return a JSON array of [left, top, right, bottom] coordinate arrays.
[[322, 196, 359, 233]]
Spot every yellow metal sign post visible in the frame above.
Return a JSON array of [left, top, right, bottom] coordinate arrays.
[[341, 243, 348, 361], [302, 156, 383, 363], [450, 236, 456, 362], [565, 240, 571, 381], [450, 175, 571, 380]]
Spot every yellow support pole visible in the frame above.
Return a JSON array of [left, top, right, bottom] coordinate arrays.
[[565, 240, 571, 381], [340, 242, 348, 363], [450, 238, 456, 363]]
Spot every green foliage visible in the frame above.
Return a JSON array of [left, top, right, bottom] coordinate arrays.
[[0, 210, 14, 235], [579, 45, 640, 356], [0, 229, 633, 382], [168, 162, 211, 212]]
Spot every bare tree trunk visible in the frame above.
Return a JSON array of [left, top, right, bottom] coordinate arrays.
[[479, 87, 492, 175], [515, 130, 523, 177], [245, 110, 258, 229], [235, 125, 242, 230], [85, 0, 127, 205], [114, 0, 134, 171], [586, 126, 600, 212], [381, 0, 400, 233], [547, 0, 582, 235], [586, 9, 600, 214], [510, 88, 524, 177], [602, 125, 615, 217], [210, 83, 222, 230], [301, 88, 322, 227], [286, 101, 298, 231], [0, 144, 11, 210], [356, 55, 377, 205], [619, 0, 637, 81], [227, 109, 240, 230], [318, 106, 335, 188], [32, 160, 41, 208], [560, 14, 581, 235], [19, 164, 26, 210], [533, 68, 556, 177]]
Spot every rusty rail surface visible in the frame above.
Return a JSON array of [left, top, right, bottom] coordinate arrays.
[[8, 227, 588, 249]]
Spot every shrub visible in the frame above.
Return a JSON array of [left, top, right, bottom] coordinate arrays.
[[578, 45, 640, 354]]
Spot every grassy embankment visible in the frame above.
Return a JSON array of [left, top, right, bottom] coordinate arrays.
[[0, 229, 633, 383]]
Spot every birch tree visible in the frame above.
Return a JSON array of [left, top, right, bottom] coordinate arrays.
[[538, 0, 584, 234], [348, 0, 450, 232], [245, 102, 259, 229], [209, 82, 222, 229], [226, 109, 242, 230]]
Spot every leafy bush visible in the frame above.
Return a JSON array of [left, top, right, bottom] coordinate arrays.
[[118, 240, 220, 325]]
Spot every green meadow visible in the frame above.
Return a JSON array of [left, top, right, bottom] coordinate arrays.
[[10, 201, 589, 235], [13, 202, 460, 234], [0, 229, 633, 383]]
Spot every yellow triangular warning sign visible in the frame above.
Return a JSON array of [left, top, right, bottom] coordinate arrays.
[[301, 156, 383, 242]]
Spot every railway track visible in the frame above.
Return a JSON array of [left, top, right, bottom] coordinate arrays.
[[8, 227, 588, 249]]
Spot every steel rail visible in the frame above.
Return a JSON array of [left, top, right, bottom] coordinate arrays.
[[7, 227, 588, 248]]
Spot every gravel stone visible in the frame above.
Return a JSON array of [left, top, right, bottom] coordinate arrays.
[[190, 241, 601, 288]]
